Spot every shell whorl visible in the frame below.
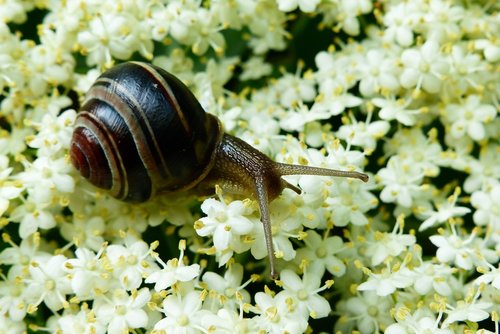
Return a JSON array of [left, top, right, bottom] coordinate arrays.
[[70, 62, 222, 202]]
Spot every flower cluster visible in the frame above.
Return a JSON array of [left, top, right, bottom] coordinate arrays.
[[0, 0, 499, 333]]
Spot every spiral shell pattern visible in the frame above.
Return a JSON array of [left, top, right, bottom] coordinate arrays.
[[70, 62, 222, 202]]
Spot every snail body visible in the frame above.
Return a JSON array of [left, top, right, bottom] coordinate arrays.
[[70, 62, 369, 278]]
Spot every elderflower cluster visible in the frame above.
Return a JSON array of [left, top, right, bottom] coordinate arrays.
[[0, 0, 499, 333]]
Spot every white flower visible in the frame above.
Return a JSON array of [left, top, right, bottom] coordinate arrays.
[[63, 247, 111, 299], [400, 40, 450, 93], [337, 0, 373, 36], [378, 156, 424, 208], [0, 315, 25, 334], [430, 228, 498, 270], [364, 225, 416, 266], [336, 117, 390, 152], [385, 308, 454, 334], [373, 95, 422, 126], [153, 290, 210, 333], [471, 184, 500, 229], [279, 268, 331, 318], [0, 266, 29, 321], [24, 255, 72, 311], [295, 230, 346, 277], [93, 288, 151, 334], [0, 155, 23, 216], [202, 263, 251, 311], [357, 49, 400, 96], [338, 291, 393, 334], [26, 45, 75, 96], [246, 3, 288, 54], [279, 103, 331, 132], [54, 307, 107, 334], [203, 308, 256, 334], [9, 200, 57, 239], [442, 289, 492, 328], [196, 197, 255, 252], [421, 0, 464, 43], [419, 187, 471, 231], [27, 109, 76, 157], [77, 13, 147, 66], [383, 127, 443, 177], [475, 262, 500, 289], [325, 179, 377, 227], [106, 240, 158, 290], [358, 264, 414, 296], [411, 262, 456, 296], [60, 216, 106, 251], [444, 95, 496, 142], [272, 70, 316, 108], [0, 235, 50, 267], [190, 9, 225, 55], [277, 0, 321, 13], [0, 0, 32, 24], [382, 1, 421, 46], [463, 144, 500, 193], [240, 57, 272, 81], [475, 38, 500, 63], [253, 290, 308, 334], [446, 45, 488, 96], [18, 156, 74, 203], [311, 78, 363, 116], [145, 241, 200, 292]]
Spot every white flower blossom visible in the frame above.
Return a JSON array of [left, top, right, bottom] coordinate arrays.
[[430, 228, 498, 270], [27, 109, 76, 157], [196, 197, 255, 252], [475, 262, 500, 289], [295, 230, 346, 277], [24, 254, 72, 311], [378, 156, 424, 208], [364, 223, 416, 266], [0, 155, 23, 216], [385, 308, 453, 334], [106, 239, 159, 290], [93, 288, 151, 334], [18, 156, 74, 203], [471, 184, 500, 231], [358, 263, 414, 297], [400, 40, 450, 94], [357, 49, 401, 96], [382, 1, 421, 46], [338, 291, 393, 334], [253, 290, 309, 334], [0, 266, 29, 321], [279, 268, 331, 318], [9, 200, 57, 239], [277, 0, 321, 13], [202, 263, 251, 311], [53, 307, 107, 334], [63, 247, 111, 299], [419, 187, 471, 231], [373, 95, 422, 126], [444, 95, 496, 142], [442, 289, 492, 328], [153, 290, 210, 333], [145, 241, 201, 292]]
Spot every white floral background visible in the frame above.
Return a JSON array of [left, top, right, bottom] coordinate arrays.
[[0, 0, 499, 333]]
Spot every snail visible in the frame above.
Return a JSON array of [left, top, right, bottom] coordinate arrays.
[[69, 61, 369, 278]]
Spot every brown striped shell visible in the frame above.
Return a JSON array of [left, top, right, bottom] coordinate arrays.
[[70, 62, 222, 202]]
